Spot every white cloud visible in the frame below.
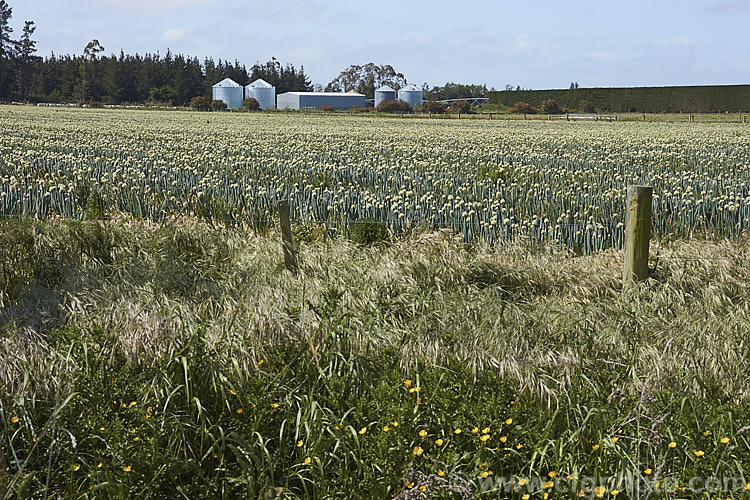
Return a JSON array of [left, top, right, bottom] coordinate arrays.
[[707, 0, 750, 14], [97, 0, 214, 8], [512, 35, 548, 51], [653, 37, 693, 49], [586, 51, 615, 62], [162, 28, 189, 41]]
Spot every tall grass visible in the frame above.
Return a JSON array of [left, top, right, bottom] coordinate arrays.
[[2, 218, 750, 497]]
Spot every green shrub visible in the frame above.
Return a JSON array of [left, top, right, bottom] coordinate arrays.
[[243, 97, 260, 111], [449, 100, 471, 114], [422, 101, 446, 114], [210, 100, 227, 111], [376, 100, 413, 113], [84, 191, 105, 220], [349, 218, 389, 245], [508, 101, 537, 114], [190, 96, 210, 111]]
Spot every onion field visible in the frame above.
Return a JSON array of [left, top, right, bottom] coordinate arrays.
[[2, 107, 750, 251]]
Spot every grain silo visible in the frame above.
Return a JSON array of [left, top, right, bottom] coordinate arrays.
[[245, 79, 276, 109], [212, 78, 243, 109], [374, 85, 397, 107], [397, 84, 423, 108]]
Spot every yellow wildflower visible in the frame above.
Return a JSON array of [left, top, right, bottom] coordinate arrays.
[[405, 479, 414, 488], [505, 418, 513, 425], [97, 462, 102, 468], [437, 469, 445, 477], [435, 438, 444, 446], [694, 450, 704, 457], [611, 436, 619, 444], [611, 490, 619, 497], [454, 428, 462, 434], [594, 485, 605, 497], [72, 464, 80, 471], [123, 465, 132, 472], [413, 446, 423, 456], [704, 430, 711, 436], [471, 427, 479, 434], [549, 471, 558, 478], [236, 408, 243, 414], [480, 434, 490, 442], [543, 480, 554, 489], [668, 441, 676, 448], [482, 427, 490, 434], [419, 429, 427, 437], [419, 485, 426, 492], [383, 425, 390, 432], [644, 468, 652, 475], [359, 427, 367, 435], [392, 420, 398, 427], [304, 456, 311, 465], [404, 379, 412, 388], [516, 443, 524, 449], [296, 440, 303, 447], [10, 416, 19, 424], [500, 436, 507, 443], [720, 437, 729, 444], [522, 495, 530, 500], [519, 478, 527, 486]]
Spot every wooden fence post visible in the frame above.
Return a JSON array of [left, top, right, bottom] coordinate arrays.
[[623, 185, 652, 284], [278, 199, 298, 273]]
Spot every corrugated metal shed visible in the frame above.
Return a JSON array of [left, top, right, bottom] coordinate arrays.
[[212, 78, 244, 109], [398, 84, 423, 108], [374, 85, 397, 107], [277, 92, 366, 110], [245, 79, 276, 110]]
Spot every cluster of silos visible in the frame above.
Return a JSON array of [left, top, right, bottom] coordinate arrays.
[[245, 79, 276, 109], [212, 78, 244, 109]]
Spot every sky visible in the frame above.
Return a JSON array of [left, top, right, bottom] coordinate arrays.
[[7, 0, 750, 90]]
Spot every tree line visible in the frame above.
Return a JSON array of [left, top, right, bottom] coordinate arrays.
[[0, 1, 311, 105]]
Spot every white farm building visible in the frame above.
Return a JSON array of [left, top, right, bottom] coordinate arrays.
[[277, 92, 366, 110]]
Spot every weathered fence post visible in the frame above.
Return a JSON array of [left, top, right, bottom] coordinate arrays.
[[623, 185, 652, 284], [278, 199, 298, 273]]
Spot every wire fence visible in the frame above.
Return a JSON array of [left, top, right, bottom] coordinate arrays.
[[2, 211, 750, 265]]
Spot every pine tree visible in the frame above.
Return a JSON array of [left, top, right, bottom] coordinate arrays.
[[0, 0, 15, 98], [16, 20, 38, 99]]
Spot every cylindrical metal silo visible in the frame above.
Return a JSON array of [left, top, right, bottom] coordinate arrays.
[[212, 78, 243, 109], [374, 85, 397, 107], [397, 84, 423, 108], [245, 79, 276, 109]]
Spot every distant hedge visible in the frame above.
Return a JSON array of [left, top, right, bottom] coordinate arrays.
[[488, 85, 750, 113]]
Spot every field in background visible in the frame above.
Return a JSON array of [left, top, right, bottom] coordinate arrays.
[[488, 84, 750, 114], [2, 107, 750, 498]]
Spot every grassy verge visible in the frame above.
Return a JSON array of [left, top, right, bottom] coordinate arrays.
[[2, 218, 750, 498]]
